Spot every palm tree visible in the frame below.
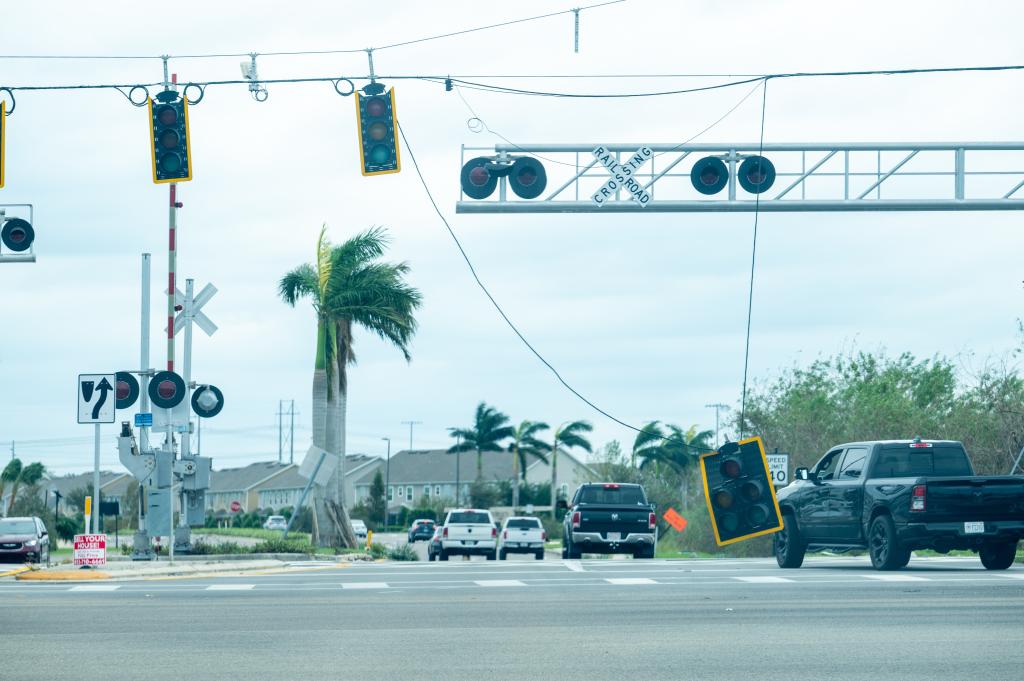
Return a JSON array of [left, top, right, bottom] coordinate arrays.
[[507, 420, 550, 510], [634, 423, 713, 509], [2, 460, 46, 516], [280, 226, 421, 546], [550, 421, 593, 518], [0, 459, 21, 517], [448, 403, 515, 482]]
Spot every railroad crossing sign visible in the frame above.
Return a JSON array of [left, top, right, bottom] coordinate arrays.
[[590, 145, 654, 207], [166, 282, 218, 336], [77, 373, 116, 423]]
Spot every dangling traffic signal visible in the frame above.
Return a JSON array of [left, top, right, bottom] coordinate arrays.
[[148, 370, 186, 408], [700, 436, 782, 545], [355, 87, 400, 176], [148, 92, 192, 184], [1, 216, 33, 252], [738, 155, 775, 194], [690, 156, 729, 195]]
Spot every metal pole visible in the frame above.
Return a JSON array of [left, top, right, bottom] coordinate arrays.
[[278, 400, 284, 464], [140, 254, 151, 453], [455, 434, 461, 506], [382, 437, 390, 528], [284, 452, 326, 539], [166, 74, 179, 376], [167, 410, 174, 564], [92, 424, 100, 533], [289, 400, 295, 464], [182, 279, 193, 459]]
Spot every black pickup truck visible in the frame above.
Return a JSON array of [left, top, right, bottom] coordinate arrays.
[[774, 439, 1024, 570], [562, 483, 657, 559]]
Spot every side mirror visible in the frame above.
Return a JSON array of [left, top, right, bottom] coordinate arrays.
[[795, 467, 810, 481]]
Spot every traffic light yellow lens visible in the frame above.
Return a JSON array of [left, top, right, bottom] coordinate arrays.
[[157, 105, 178, 127], [369, 145, 390, 164], [368, 122, 388, 141], [741, 481, 762, 501], [714, 490, 734, 509], [160, 153, 181, 173], [159, 129, 179, 149]]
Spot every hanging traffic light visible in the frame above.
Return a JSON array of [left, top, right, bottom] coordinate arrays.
[[1, 216, 33, 252], [148, 370, 186, 408], [700, 436, 783, 546], [738, 155, 776, 194], [191, 384, 224, 418], [355, 86, 400, 176], [690, 156, 729, 195], [148, 92, 192, 184]]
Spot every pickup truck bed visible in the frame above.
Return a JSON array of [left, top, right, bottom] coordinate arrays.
[[562, 483, 657, 559]]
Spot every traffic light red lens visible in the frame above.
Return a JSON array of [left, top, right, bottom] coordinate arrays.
[[160, 153, 182, 173], [157, 105, 177, 127], [368, 122, 388, 141], [746, 505, 769, 526], [714, 490, 734, 509], [365, 97, 387, 117], [117, 381, 131, 401], [721, 459, 741, 478], [515, 166, 538, 187], [157, 380, 177, 399], [369, 145, 390, 164], [741, 481, 762, 501], [159, 129, 179, 149], [700, 166, 721, 186], [746, 166, 766, 185], [469, 166, 490, 187], [8, 228, 26, 244]]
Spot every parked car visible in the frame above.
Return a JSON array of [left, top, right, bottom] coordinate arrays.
[[263, 515, 287, 531], [427, 525, 444, 561], [498, 516, 545, 560], [0, 517, 50, 564], [408, 519, 435, 542], [351, 519, 368, 541], [562, 483, 657, 559], [774, 438, 1024, 570], [438, 509, 497, 560]]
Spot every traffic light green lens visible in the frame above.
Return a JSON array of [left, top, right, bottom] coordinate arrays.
[[160, 153, 182, 173], [159, 129, 179, 149], [369, 145, 390, 164], [746, 505, 769, 526], [721, 513, 739, 533], [157, 105, 178, 127], [721, 459, 741, 478], [741, 481, 762, 501], [368, 122, 388, 141], [714, 490, 734, 509], [365, 97, 387, 117]]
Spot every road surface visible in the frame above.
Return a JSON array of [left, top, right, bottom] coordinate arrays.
[[2, 555, 1022, 680]]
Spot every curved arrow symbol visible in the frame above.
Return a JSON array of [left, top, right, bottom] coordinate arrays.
[[92, 377, 113, 420]]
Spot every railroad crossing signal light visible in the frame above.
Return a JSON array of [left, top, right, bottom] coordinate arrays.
[[355, 87, 400, 176], [460, 156, 547, 200], [738, 155, 776, 194], [508, 157, 547, 199], [700, 436, 783, 546], [115, 371, 140, 410], [148, 93, 192, 183], [1, 216, 33, 252], [191, 384, 224, 418], [690, 156, 729, 195], [461, 157, 499, 199], [148, 370, 186, 408]]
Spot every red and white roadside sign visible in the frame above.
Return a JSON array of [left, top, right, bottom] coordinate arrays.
[[73, 533, 107, 567], [230, 500, 242, 513]]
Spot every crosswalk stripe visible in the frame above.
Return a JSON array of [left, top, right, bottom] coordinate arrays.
[[474, 580, 526, 587], [605, 578, 657, 585], [206, 584, 255, 590], [996, 573, 1024, 579], [563, 561, 585, 572], [69, 585, 120, 591], [341, 582, 389, 589], [734, 576, 795, 583], [862, 574, 929, 581]]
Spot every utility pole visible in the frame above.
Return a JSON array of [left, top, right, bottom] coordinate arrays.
[[277, 400, 298, 464], [289, 400, 295, 464], [277, 400, 284, 464], [455, 434, 462, 507], [381, 437, 391, 528], [704, 403, 731, 448], [401, 420, 421, 453]]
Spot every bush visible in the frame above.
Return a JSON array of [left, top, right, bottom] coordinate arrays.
[[188, 540, 248, 555], [540, 516, 563, 541], [386, 544, 418, 561], [368, 542, 389, 558], [56, 514, 82, 543], [252, 538, 317, 554]]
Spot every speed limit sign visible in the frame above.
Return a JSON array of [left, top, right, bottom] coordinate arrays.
[[766, 452, 790, 486]]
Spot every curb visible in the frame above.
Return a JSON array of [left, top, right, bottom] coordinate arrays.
[[18, 569, 111, 581], [0, 566, 33, 578]]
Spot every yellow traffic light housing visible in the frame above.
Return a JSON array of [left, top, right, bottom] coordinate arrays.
[[700, 436, 783, 546]]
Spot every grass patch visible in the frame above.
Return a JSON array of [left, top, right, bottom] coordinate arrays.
[[194, 527, 312, 542], [386, 544, 418, 561]]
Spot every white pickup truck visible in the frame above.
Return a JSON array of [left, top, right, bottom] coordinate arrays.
[[498, 516, 546, 560], [439, 508, 497, 561]]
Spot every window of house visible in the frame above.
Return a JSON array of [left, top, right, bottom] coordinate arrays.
[[434, 485, 441, 497], [388, 486, 394, 501], [397, 486, 403, 498], [423, 485, 430, 498], [406, 486, 413, 500]]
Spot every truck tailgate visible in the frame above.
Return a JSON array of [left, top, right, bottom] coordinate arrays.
[[924, 476, 1024, 521], [579, 507, 651, 536], [446, 524, 494, 542]]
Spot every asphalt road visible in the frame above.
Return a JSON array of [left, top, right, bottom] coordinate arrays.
[[2, 555, 1022, 681]]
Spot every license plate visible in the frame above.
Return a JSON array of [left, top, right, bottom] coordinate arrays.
[[964, 522, 985, 534], [607, 532, 622, 541], [463, 540, 476, 545]]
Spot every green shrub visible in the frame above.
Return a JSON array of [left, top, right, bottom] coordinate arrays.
[[386, 544, 418, 561], [252, 538, 316, 554], [368, 542, 389, 558], [188, 540, 248, 555]]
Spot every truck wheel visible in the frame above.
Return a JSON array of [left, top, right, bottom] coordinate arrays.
[[499, 549, 507, 560], [980, 541, 1017, 570], [535, 550, 544, 560], [775, 512, 806, 569], [487, 550, 497, 561], [869, 515, 908, 570], [561, 543, 568, 559], [633, 545, 655, 559], [439, 550, 449, 562], [566, 537, 582, 560]]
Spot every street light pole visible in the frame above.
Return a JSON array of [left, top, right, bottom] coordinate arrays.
[[455, 434, 462, 507], [381, 437, 391, 528], [704, 403, 731, 448]]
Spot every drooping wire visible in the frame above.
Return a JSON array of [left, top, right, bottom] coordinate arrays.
[[396, 119, 712, 455]]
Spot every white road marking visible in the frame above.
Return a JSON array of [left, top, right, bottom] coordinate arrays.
[[734, 576, 795, 583], [341, 582, 389, 589], [605, 578, 657, 585], [861, 574, 930, 581], [69, 585, 120, 591], [563, 561, 585, 572], [206, 584, 255, 590], [474, 580, 526, 587], [996, 573, 1024, 579]]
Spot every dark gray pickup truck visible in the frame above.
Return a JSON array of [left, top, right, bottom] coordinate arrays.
[[561, 483, 657, 559], [774, 438, 1024, 570]]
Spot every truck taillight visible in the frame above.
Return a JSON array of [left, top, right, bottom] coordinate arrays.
[[911, 485, 926, 512], [503, 530, 508, 540], [648, 512, 656, 530], [443, 527, 448, 538], [571, 511, 581, 529], [491, 527, 497, 538], [542, 531, 547, 541]]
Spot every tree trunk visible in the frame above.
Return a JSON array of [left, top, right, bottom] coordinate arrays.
[[512, 446, 520, 511], [680, 474, 689, 511], [311, 365, 338, 547], [476, 448, 483, 480]]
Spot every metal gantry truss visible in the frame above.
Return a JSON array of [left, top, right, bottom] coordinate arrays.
[[456, 142, 1024, 213]]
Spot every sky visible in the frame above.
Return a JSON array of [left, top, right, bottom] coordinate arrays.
[[1, 0, 1022, 475]]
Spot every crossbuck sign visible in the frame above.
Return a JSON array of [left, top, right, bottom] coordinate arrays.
[[591, 146, 653, 207]]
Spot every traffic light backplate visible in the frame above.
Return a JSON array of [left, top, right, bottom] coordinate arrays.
[[700, 436, 783, 546]]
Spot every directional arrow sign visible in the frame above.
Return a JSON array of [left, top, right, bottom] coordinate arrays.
[[78, 373, 116, 424], [165, 282, 218, 337]]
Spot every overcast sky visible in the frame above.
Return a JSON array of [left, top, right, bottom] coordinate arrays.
[[1, 0, 1022, 475]]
